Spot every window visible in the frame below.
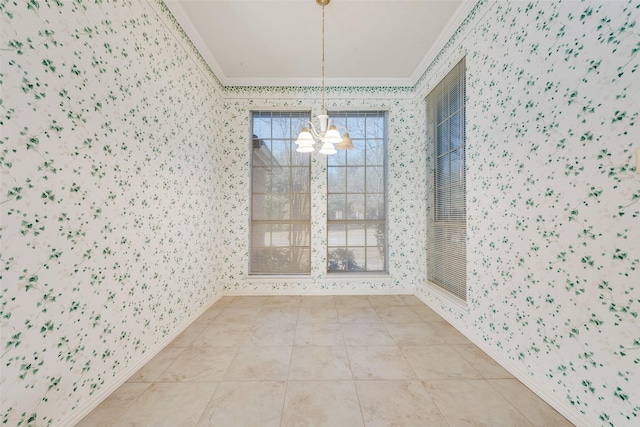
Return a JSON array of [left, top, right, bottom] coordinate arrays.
[[327, 111, 387, 272], [250, 111, 311, 274], [426, 58, 467, 300]]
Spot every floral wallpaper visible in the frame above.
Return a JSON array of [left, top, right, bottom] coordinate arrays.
[[2, 0, 638, 425], [1, 0, 221, 425], [415, 1, 640, 426]]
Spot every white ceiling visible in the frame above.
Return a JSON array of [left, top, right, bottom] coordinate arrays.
[[164, 0, 476, 87]]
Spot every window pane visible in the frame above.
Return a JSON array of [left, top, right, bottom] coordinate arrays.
[[346, 116, 365, 138], [328, 194, 346, 220], [349, 247, 366, 271], [292, 167, 310, 192], [450, 112, 462, 150], [347, 167, 365, 192], [271, 168, 291, 193], [292, 223, 311, 247], [366, 167, 384, 193], [271, 140, 290, 167], [271, 194, 289, 220], [291, 193, 310, 220], [366, 194, 384, 219], [449, 80, 461, 114], [347, 194, 365, 219], [366, 247, 385, 271], [366, 115, 384, 138], [271, 116, 290, 138], [437, 123, 449, 154], [328, 247, 347, 271], [252, 194, 269, 221], [347, 223, 365, 246], [346, 148, 365, 166], [328, 167, 347, 193], [450, 149, 463, 187], [328, 149, 346, 166], [271, 223, 291, 246], [436, 155, 450, 188], [366, 140, 384, 165], [253, 116, 271, 140], [328, 223, 346, 246]]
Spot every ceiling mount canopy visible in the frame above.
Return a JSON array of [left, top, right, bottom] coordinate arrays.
[[295, 0, 354, 155]]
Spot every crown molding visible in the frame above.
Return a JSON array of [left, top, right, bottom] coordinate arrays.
[[163, 0, 229, 84], [409, 0, 480, 87]]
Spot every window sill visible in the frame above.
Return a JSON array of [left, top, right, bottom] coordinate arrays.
[[323, 273, 393, 283], [243, 275, 314, 284]]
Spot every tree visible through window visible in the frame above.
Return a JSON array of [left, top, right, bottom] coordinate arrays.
[[250, 111, 311, 274], [327, 111, 387, 273]]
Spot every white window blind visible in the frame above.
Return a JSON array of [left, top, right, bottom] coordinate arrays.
[[327, 111, 387, 273], [250, 111, 311, 275], [426, 58, 467, 300]]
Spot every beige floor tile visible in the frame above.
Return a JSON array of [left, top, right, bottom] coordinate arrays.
[[196, 381, 286, 427], [115, 382, 218, 427], [401, 345, 482, 379], [225, 296, 268, 308], [295, 322, 344, 346], [77, 382, 150, 427], [263, 295, 301, 308], [298, 295, 336, 308], [334, 295, 373, 308], [281, 381, 364, 427], [156, 347, 238, 382], [337, 306, 381, 323], [374, 306, 423, 324], [430, 321, 473, 344], [356, 381, 449, 427], [347, 345, 417, 380], [423, 379, 534, 427], [223, 346, 292, 380], [341, 322, 395, 346], [193, 306, 224, 325], [488, 379, 573, 426], [453, 344, 513, 378], [128, 347, 185, 383], [213, 305, 262, 324], [410, 304, 445, 322], [297, 306, 339, 323], [244, 321, 296, 346], [258, 306, 300, 323], [401, 295, 425, 306], [194, 322, 251, 347], [367, 295, 407, 307], [385, 322, 445, 346], [289, 346, 352, 380], [167, 322, 207, 347]]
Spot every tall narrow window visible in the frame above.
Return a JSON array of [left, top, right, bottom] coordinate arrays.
[[426, 58, 467, 300], [250, 111, 311, 274], [327, 111, 387, 272]]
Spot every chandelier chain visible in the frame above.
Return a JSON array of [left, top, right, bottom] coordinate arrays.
[[321, 2, 325, 113]]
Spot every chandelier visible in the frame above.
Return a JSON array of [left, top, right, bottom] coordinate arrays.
[[295, 0, 353, 155]]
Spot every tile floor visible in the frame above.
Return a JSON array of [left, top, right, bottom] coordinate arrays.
[[78, 295, 573, 426]]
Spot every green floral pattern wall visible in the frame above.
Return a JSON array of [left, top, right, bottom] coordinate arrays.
[[415, 1, 640, 425], [2, 0, 639, 425], [1, 0, 221, 425]]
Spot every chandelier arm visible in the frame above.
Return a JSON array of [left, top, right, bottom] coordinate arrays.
[[305, 121, 323, 140]]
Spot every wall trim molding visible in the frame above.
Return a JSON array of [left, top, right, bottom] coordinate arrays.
[[59, 293, 223, 427], [413, 291, 595, 427]]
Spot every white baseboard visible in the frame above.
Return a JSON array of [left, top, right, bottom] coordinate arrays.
[[223, 288, 415, 296], [413, 290, 593, 427], [59, 293, 222, 427]]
